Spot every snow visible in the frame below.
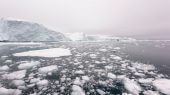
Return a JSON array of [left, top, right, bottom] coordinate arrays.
[[123, 78, 142, 95], [0, 65, 9, 71], [38, 65, 58, 74], [107, 73, 116, 79], [13, 48, 72, 57], [18, 61, 40, 69], [71, 85, 85, 95], [2, 70, 26, 80], [96, 89, 105, 95], [152, 79, 170, 95], [0, 87, 21, 95]]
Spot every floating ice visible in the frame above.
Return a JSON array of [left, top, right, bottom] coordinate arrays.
[[114, 47, 121, 50], [10, 80, 25, 88], [123, 78, 142, 95], [107, 73, 116, 79], [75, 70, 85, 75], [89, 54, 97, 59], [38, 65, 58, 74], [143, 90, 160, 95], [0, 65, 9, 71], [96, 89, 105, 95], [73, 77, 82, 85], [13, 48, 71, 57], [0, 87, 21, 95], [71, 85, 85, 95], [152, 79, 170, 95], [82, 76, 90, 81], [18, 61, 40, 69], [131, 62, 155, 72], [138, 78, 153, 84], [2, 70, 26, 80], [36, 80, 49, 88], [110, 55, 122, 60]]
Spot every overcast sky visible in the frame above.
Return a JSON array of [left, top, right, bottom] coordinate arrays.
[[0, 0, 170, 39]]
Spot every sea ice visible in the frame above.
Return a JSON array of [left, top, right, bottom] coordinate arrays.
[[0, 87, 21, 95], [10, 80, 25, 87], [2, 70, 26, 80], [107, 73, 116, 79], [13, 48, 71, 57], [123, 78, 142, 95], [18, 61, 40, 69], [0, 65, 9, 71], [75, 70, 85, 75], [152, 79, 170, 95], [71, 85, 85, 95], [38, 65, 58, 74], [96, 89, 105, 95], [36, 80, 49, 88]]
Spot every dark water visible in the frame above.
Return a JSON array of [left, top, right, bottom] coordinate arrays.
[[121, 41, 170, 76]]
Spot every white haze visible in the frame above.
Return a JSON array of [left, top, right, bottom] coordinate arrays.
[[0, 0, 170, 39]]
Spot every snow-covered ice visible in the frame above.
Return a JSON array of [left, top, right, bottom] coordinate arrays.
[[107, 73, 116, 79], [123, 78, 142, 95], [13, 48, 71, 57], [38, 65, 58, 74], [0, 87, 21, 95], [2, 70, 26, 80], [18, 61, 40, 69], [71, 85, 85, 95], [152, 79, 170, 95], [0, 65, 9, 71]]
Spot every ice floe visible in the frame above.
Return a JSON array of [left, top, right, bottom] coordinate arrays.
[[123, 78, 142, 95], [36, 80, 49, 88], [13, 48, 71, 57], [38, 65, 58, 74], [2, 70, 26, 80], [18, 61, 40, 69], [0, 65, 9, 71], [71, 85, 85, 95], [96, 89, 105, 95], [107, 73, 116, 79], [0, 87, 21, 95], [152, 79, 170, 95]]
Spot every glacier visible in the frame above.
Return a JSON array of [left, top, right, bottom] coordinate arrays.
[[0, 18, 68, 42]]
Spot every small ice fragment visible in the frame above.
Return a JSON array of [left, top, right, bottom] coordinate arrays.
[[96, 89, 105, 95], [38, 65, 57, 74], [107, 73, 116, 79], [71, 85, 85, 95], [75, 70, 84, 75]]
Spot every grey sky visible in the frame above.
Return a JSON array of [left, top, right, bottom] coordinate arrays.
[[0, 0, 170, 39]]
